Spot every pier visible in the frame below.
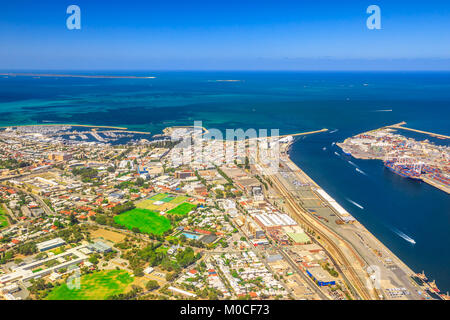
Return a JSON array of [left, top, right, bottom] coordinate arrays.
[[277, 128, 328, 138], [247, 128, 328, 141], [386, 122, 449, 140]]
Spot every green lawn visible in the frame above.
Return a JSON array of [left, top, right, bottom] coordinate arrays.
[[46, 270, 133, 300], [149, 193, 168, 201], [167, 203, 197, 216], [114, 208, 171, 235], [0, 206, 9, 229]]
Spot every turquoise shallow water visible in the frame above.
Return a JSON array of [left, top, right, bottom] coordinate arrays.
[[0, 71, 449, 290]]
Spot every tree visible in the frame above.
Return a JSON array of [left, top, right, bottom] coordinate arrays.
[[112, 202, 135, 215], [135, 177, 145, 186], [215, 189, 224, 199], [69, 214, 79, 226], [133, 267, 144, 277], [89, 254, 100, 265], [166, 272, 178, 282], [17, 242, 37, 255], [146, 280, 160, 291]]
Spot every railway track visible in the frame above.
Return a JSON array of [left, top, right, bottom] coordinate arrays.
[[267, 170, 375, 300]]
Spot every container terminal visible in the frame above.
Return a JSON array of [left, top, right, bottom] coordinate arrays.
[[337, 122, 450, 194]]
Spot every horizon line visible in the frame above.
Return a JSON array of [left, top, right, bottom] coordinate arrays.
[[2, 69, 450, 73]]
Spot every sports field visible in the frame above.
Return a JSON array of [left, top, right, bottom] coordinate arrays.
[[114, 208, 171, 235], [167, 203, 197, 216], [137, 193, 189, 211], [0, 206, 9, 229], [46, 270, 133, 300], [149, 193, 169, 201]]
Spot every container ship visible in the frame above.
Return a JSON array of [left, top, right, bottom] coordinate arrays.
[[384, 160, 422, 180], [411, 272, 448, 300], [429, 173, 450, 187]]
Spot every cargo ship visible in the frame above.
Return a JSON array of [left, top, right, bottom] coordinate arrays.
[[384, 160, 422, 180]]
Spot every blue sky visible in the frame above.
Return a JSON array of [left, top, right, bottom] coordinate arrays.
[[1, 0, 450, 70]]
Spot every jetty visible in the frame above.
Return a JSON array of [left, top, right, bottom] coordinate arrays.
[[386, 122, 449, 140]]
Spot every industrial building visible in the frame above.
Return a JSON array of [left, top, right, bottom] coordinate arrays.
[[0, 245, 89, 284], [48, 152, 72, 162], [88, 241, 112, 253], [36, 237, 66, 252], [306, 266, 336, 287], [252, 213, 297, 231]]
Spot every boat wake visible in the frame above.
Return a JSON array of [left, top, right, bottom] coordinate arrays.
[[334, 151, 340, 156], [348, 160, 358, 167], [322, 147, 327, 151], [373, 109, 393, 112], [355, 168, 367, 176], [346, 198, 364, 209], [329, 129, 338, 134], [392, 228, 416, 245], [331, 142, 336, 146]]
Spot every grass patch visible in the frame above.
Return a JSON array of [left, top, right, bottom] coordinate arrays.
[[167, 203, 196, 216], [136, 200, 162, 211], [156, 246, 169, 254], [46, 270, 133, 300], [50, 247, 66, 255], [114, 208, 171, 235], [0, 206, 9, 229], [171, 196, 189, 205]]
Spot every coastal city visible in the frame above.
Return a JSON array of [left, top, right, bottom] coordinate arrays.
[[0, 124, 447, 300]]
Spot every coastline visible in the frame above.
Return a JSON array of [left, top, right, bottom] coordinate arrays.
[[0, 73, 156, 79], [0, 124, 152, 135], [283, 138, 425, 297]]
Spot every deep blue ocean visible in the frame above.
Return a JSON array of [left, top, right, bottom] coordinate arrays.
[[0, 71, 449, 291]]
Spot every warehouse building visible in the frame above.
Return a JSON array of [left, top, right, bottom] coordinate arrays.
[[252, 213, 297, 231]]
